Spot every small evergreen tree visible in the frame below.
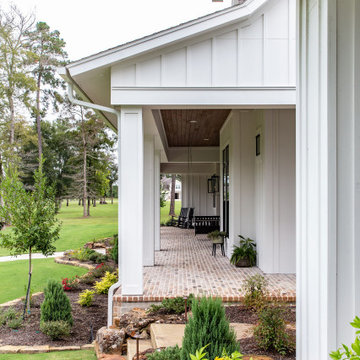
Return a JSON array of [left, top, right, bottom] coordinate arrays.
[[41, 279, 73, 326], [181, 297, 239, 360]]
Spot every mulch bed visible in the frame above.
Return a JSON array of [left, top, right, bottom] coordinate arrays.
[[0, 283, 107, 347], [226, 304, 296, 360]]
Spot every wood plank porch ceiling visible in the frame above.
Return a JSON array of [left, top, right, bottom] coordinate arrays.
[[161, 109, 231, 147]]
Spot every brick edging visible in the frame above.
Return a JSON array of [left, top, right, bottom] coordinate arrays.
[[54, 257, 95, 270], [0, 344, 94, 354], [113, 294, 296, 303]]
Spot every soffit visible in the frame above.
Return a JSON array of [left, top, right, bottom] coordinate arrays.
[[161, 109, 231, 147]]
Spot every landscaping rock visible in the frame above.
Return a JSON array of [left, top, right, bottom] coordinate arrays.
[[96, 326, 126, 354]]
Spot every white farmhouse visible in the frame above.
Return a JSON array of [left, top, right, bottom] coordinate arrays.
[[60, 0, 360, 358]]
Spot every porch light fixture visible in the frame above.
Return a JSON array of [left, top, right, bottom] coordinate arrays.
[[256, 134, 261, 156], [207, 174, 219, 208]]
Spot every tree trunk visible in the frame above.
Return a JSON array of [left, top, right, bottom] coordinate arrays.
[[9, 95, 15, 145], [36, 75, 43, 162], [23, 247, 32, 318], [110, 184, 114, 204], [66, 198, 69, 206], [0, 154, 3, 208], [87, 197, 90, 216], [169, 174, 176, 217], [93, 198, 96, 207]]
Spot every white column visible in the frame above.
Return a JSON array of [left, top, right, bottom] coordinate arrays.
[[119, 106, 143, 295], [297, 0, 360, 357], [154, 150, 161, 251], [143, 135, 155, 266]]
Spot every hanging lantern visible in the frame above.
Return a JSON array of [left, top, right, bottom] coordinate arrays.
[[207, 174, 219, 208]]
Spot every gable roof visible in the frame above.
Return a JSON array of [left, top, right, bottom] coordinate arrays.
[[64, 0, 268, 77]]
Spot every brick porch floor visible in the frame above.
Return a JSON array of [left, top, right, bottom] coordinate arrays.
[[114, 227, 296, 305]]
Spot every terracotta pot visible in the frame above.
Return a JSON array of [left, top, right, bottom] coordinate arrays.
[[235, 258, 251, 267]]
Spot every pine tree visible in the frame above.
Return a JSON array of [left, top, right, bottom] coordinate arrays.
[[181, 297, 239, 360], [40, 279, 73, 326]]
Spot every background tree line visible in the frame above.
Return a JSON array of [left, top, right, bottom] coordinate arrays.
[[0, 5, 117, 217]]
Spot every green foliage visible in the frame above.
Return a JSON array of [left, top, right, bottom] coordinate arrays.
[[79, 272, 96, 285], [181, 297, 239, 360], [0, 307, 22, 329], [207, 231, 227, 241], [40, 320, 71, 340], [0, 160, 61, 257], [69, 248, 95, 261], [92, 263, 116, 278], [146, 345, 181, 360], [7, 316, 23, 329], [330, 316, 360, 359], [230, 236, 257, 267], [148, 295, 194, 315], [110, 234, 118, 264], [242, 274, 268, 312], [77, 289, 95, 307], [93, 271, 117, 294], [254, 306, 294, 356], [41, 279, 73, 326], [88, 252, 108, 264], [189, 345, 245, 360]]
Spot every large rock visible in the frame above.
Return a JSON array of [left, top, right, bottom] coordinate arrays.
[[96, 326, 126, 355]]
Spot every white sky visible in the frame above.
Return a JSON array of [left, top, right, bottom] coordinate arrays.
[[3, 0, 232, 61]]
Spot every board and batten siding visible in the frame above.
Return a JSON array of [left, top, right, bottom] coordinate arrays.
[[111, 0, 295, 89], [220, 109, 295, 273]]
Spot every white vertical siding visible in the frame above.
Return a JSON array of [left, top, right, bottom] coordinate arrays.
[[111, 0, 296, 89]]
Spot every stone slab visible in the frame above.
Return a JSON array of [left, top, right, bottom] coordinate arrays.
[[48, 346, 81, 351], [230, 323, 256, 340], [127, 339, 152, 360], [150, 323, 185, 349], [19, 346, 50, 354]]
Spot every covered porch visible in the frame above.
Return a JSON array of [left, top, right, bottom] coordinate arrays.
[[113, 227, 296, 317]]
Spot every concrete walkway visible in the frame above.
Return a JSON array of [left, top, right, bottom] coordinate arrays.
[[0, 248, 106, 262]]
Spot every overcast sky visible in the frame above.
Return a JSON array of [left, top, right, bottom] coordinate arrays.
[[3, 0, 232, 61]]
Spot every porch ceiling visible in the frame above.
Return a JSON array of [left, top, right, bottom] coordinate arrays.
[[161, 109, 231, 147]]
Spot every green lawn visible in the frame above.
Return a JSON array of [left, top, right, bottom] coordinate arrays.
[[160, 200, 182, 224], [0, 350, 96, 359], [0, 258, 87, 303], [0, 200, 118, 257]]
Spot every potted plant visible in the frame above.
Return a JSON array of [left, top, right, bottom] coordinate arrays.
[[230, 235, 257, 267], [207, 230, 227, 244]]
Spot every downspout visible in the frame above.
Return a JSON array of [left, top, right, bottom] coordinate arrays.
[[66, 81, 121, 328]]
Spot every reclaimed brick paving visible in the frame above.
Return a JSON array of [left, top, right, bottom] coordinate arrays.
[[114, 227, 296, 304]]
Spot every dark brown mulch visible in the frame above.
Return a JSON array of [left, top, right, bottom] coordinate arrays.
[[0, 283, 107, 346], [225, 304, 296, 324], [239, 331, 296, 360]]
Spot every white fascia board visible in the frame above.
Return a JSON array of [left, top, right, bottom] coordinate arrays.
[[66, 0, 269, 76], [111, 87, 296, 106]]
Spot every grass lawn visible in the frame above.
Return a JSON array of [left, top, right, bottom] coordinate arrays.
[[0, 258, 88, 304], [160, 200, 182, 224], [0, 350, 96, 359], [0, 200, 118, 257]]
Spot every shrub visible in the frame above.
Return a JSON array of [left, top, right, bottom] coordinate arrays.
[[78, 289, 95, 307], [88, 252, 108, 264], [189, 345, 244, 360], [110, 234, 118, 264], [3, 307, 17, 321], [79, 271, 96, 285], [62, 276, 80, 291], [92, 263, 116, 278], [0, 310, 6, 325], [330, 316, 360, 359], [242, 274, 268, 312], [7, 316, 23, 329], [41, 280, 73, 326], [181, 297, 239, 360], [147, 345, 181, 360], [40, 320, 71, 340], [254, 306, 294, 356], [148, 295, 194, 315], [69, 248, 95, 261], [94, 271, 117, 294]]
